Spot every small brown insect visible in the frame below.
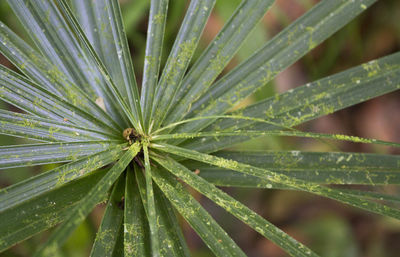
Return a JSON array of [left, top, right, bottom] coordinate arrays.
[[194, 169, 200, 175], [123, 128, 139, 144], [63, 118, 69, 122]]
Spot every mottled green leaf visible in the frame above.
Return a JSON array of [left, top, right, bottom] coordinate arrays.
[[153, 144, 400, 220], [125, 167, 151, 257], [0, 141, 120, 169], [0, 169, 107, 252], [150, 0, 216, 131], [7, 0, 130, 127], [0, 65, 119, 134], [182, 52, 400, 152], [174, 0, 377, 135], [135, 166, 191, 257], [32, 142, 140, 257], [141, 0, 168, 130], [143, 143, 160, 256], [90, 176, 125, 257], [0, 21, 122, 131], [151, 166, 247, 257], [164, 0, 274, 127], [154, 129, 400, 149], [0, 110, 117, 142], [71, 0, 142, 120], [154, 155, 318, 257], [0, 144, 125, 212], [111, 222, 125, 257], [56, 0, 142, 131], [152, 185, 191, 257], [184, 151, 400, 186], [340, 189, 400, 204]]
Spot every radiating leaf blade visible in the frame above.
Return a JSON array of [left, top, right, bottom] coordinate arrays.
[[152, 185, 191, 257], [143, 143, 160, 256], [0, 20, 122, 131], [154, 129, 400, 149], [175, 0, 378, 135], [0, 65, 118, 134], [0, 169, 107, 252], [124, 167, 151, 257], [0, 144, 126, 212], [56, 0, 142, 131], [150, 0, 216, 131], [154, 155, 318, 257], [183, 151, 400, 186], [90, 176, 125, 257], [0, 110, 117, 142], [7, 0, 130, 126], [153, 144, 400, 221], [135, 165, 191, 257], [340, 189, 400, 204], [71, 0, 142, 119], [141, 0, 169, 130], [111, 222, 125, 257], [0, 141, 121, 169], [151, 166, 247, 257], [182, 51, 400, 152], [32, 142, 140, 257], [164, 0, 275, 126]]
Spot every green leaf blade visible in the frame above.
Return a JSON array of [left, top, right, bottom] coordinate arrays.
[[153, 185, 191, 257], [7, 0, 131, 127], [90, 176, 125, 257], [186, 150, 400, 186], [150, 0, 216, 131], [153, 144, 400, 221], [32, 142, 140, 257], [155, 129, 400, 149], [154, 155, 318, 257], [141, 0, 168, 131], [0, 21, 123, 131], [56, 0, 143, 131], [151, 167, 247, 257], [0, 65, 119, 135], [0, 144, 126, 213], [71, 0, 142, 121], [124, 168, 151, 257], [0, 169, 107, 252], [136, 165, 191, 257], [175, 0, 378, 135], [164, 0, 275, 127], [0, 110, 117, 142], [0, 141, 121, 169], [182, 52, 400, 152], [143, 144, 160, 256]]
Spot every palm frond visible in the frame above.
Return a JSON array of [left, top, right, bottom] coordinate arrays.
[[0, 0, 399, 256], [173, 0, 377, 134]]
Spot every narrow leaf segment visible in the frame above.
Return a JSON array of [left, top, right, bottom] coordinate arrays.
[[32, 143, 141, 257], [153, 144, 400, 221], [154, 155, 318, 257], [151, 167, 247, 257]]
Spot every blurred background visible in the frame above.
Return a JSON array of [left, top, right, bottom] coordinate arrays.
[[1, 0, 400, 256]]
